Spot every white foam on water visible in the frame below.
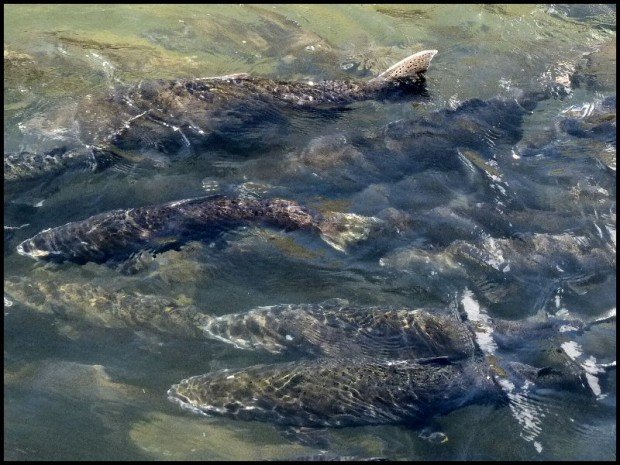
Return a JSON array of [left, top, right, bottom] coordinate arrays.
[[605, 225, 616, 246], [561, 340, 583, 359], [460, 288, 497, 354], [584, 373, 603, 398], [497, 378, 546, 453], [594, 222, 603, 239], [581, 356, 606, 399], [480, 237, 506, 271], [463, 286, 549, 453], [561, 341, 608, 400], [558, 325, 579, 333]]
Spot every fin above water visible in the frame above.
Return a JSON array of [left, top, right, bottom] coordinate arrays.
[[371, 49, 438, 83], [584, 307, 616, 330]]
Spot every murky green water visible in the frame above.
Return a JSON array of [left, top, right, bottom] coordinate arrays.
[[4, 4, 616, 461]]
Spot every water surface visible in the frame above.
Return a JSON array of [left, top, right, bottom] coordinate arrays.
[[4, 4, 616, 461]]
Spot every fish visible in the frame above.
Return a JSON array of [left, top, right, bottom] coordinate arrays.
[[5, 50, 437, 183], [3, 276, 209, 339], [380, 232, 616, 306], [198, 299, 614, 359], [277, 78, 575, 196], [558, 96, 616, 143], [15, 195, 383, 265], [167, 355, 593, 428], [514, 95, 616, 176], [1, 275, 477, 359], [7, 273, 612, 361], [198, 301, 476, 360]]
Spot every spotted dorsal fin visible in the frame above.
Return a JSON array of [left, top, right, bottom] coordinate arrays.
[[371, 49, 438, 83]]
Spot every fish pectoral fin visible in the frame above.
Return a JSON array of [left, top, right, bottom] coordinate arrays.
[[153, 236, 181, 246], [416, 356, 453, 366], [319, 297, 350, 308], [280, 425, 331, 449], [536, 366, 560, 377], [202, 72, 252, 81], [116, 250, 156, 275], [91, 147, 137, 173], [371, 49, 438, 83]]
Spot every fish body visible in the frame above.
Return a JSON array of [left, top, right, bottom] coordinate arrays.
[[381, 232, 616, 306], [168, 357, 499, 428], [1, 274, 478, 361], [16, 196, 320, 264], [205, 300, 599, 358], [4, 276, 207, 338], [168, 355, 592, 428], [17, 195, 384, 265], [282, 91, 559, 195], [5, 50, 437, 182], [7, 271, 599, 360], [449, 233, 616, 276], [4, 147, 95, 183], [201, 302, 476, 360]]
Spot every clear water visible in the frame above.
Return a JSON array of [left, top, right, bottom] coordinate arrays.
[[4, 4, 616, 460]]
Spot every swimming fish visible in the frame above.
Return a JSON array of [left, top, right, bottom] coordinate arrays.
[[15, 195, 383, 264], [197, 301, 475, 360], [7, 273, 612, 361], [167, 355, 593, 428], [4, 275, 472, 359], [380, 232, 616, 306], [196, 298, 616, 360], [4, 276, 209, 339], [5, 50, 437, 183], [277, 77, 576, 196]]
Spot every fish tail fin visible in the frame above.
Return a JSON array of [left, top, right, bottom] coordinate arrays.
[[370, 49, 438, 84], [599, 361, 616, 372], [584, 307, 616, 331], [318, 212, 384, 252]]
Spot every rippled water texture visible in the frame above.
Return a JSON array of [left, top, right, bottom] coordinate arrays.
[[4, 4, 616, 461]]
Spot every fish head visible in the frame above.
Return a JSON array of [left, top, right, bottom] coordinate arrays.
[[16, 233, 54, 260], [167, 371, 272, 421]]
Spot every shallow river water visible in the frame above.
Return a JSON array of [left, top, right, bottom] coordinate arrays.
[[4, 4, 616, 461]]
